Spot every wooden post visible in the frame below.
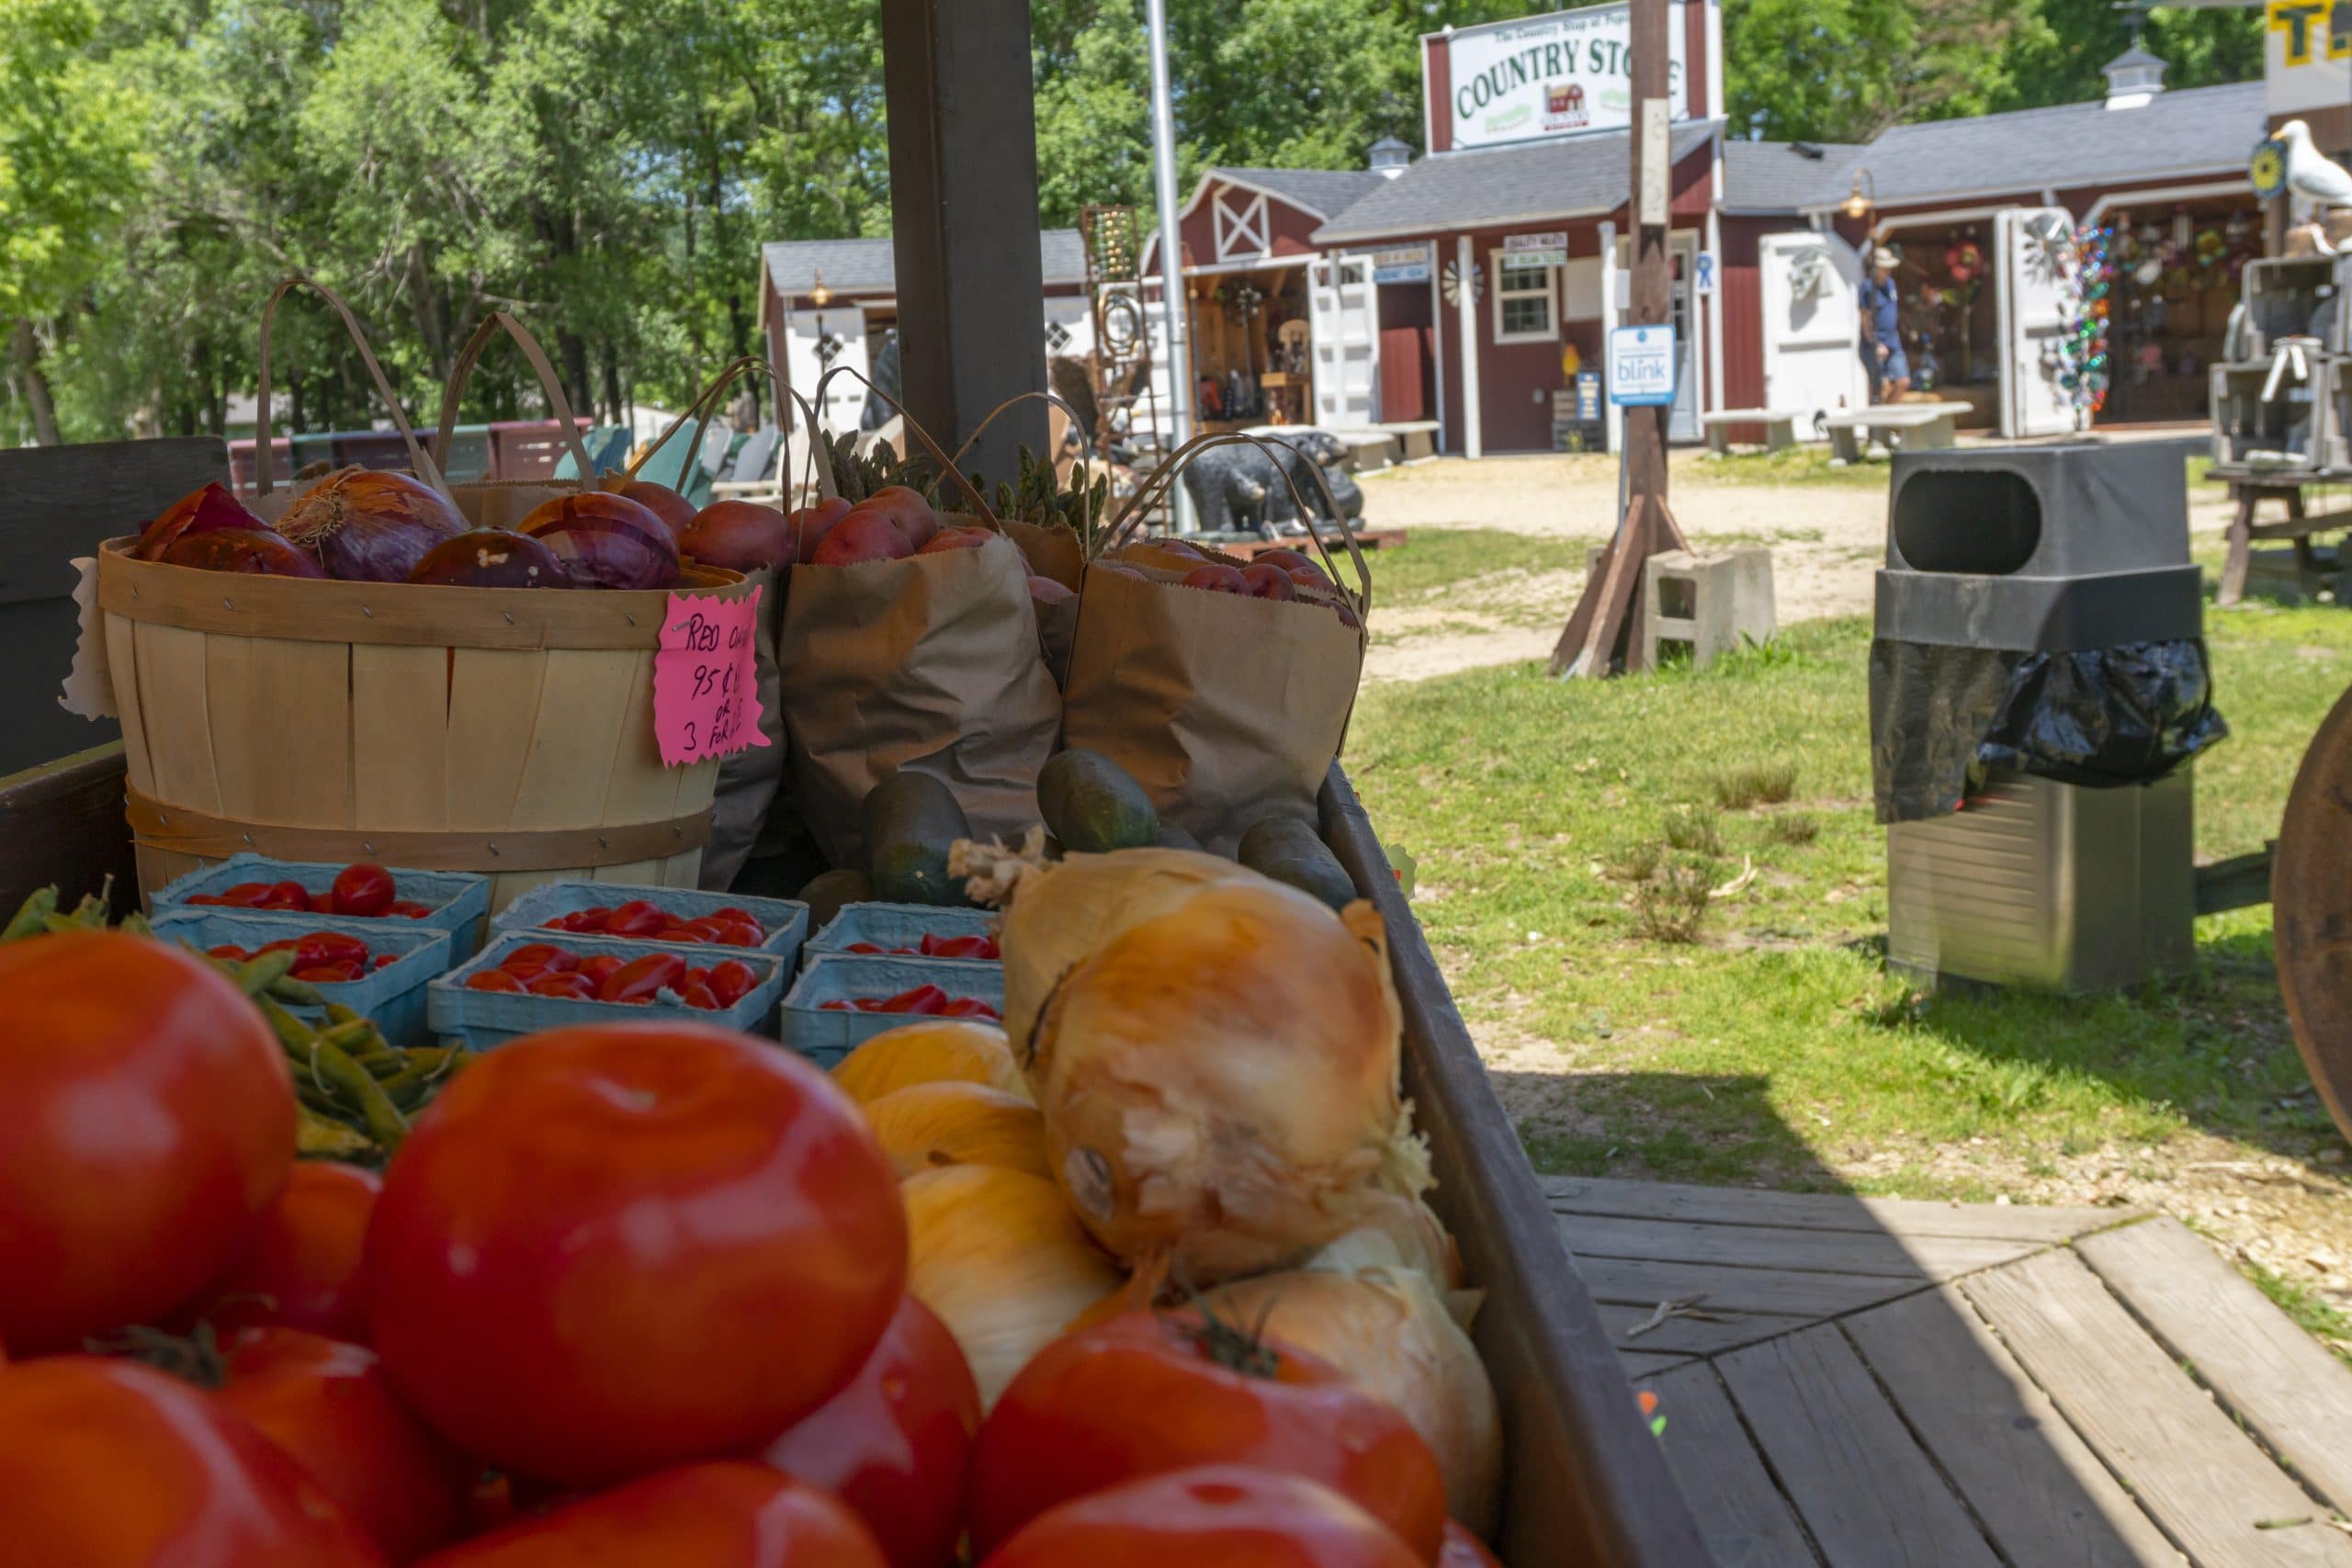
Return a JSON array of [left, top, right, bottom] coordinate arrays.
[[879, 0, 1049, 487], [1551, 0, 1687, 678]]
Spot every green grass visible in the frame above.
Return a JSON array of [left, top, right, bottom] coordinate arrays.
[[1370, 529, 1588, 605], [1683, 444, 1891, 490], [2243, 1258, 2352, 1363], [1347, 607, 2352, 1196]]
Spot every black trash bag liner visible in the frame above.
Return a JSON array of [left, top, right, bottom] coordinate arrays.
[[1870, 638, 2227, 823]]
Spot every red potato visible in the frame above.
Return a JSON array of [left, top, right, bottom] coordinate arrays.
[[1252, 547, 1327, 582], [1240, 564, 1297, 601], [917, 526, 991, 556], [682, 502, 795, 572], [814, 512, 915, 566], [858, 486, 939, 548], [1180, 564, 1250, 595], [791, 497, 856, 565], [613, 480, 696, 540], [1027, 575, 1074, 605]]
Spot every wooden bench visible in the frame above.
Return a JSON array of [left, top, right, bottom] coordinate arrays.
[[2209, 467, 2352, 605], [1701, 408, 1804, 456], [1821, 401, 1971, 464]]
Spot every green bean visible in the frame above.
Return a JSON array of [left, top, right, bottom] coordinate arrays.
[[297, 1106, 374, 1158], [257, 995, 408, 1153], [1, 887, 59, 942], [236, 950, 298, 995], [324, 1002, 364, 1027]]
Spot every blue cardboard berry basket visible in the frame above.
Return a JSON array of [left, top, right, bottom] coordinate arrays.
[[150, 908, 455, 1047], [151, 853, 490, 961], [780, 953, 1006, 1069], [804, 902, 998, 965], [490, 882, 808, 969], [426, 929, 790, 1052]]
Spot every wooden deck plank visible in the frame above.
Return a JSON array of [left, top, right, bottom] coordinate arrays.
[[1651, 1362, 1821, 1568], [1573, 1253, 1926, 1320], [1717, 1325, 2002, 1568], [1600, 1302, 1815, 1357], [1962, 1249, 2352, 1568], [2076, 1217, 2352, 1515], [1617, 1351, 1695, 1381], [1543, 1175, 2131, 1244], [1558, 1213, 2041, 1280], [1844, 1287, 2186, 1568]]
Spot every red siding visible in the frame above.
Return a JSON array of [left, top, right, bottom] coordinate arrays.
[[1170, 180, 1326, 274], [1717, 215, 1770, 436], [1425, 35, 1453, 154]]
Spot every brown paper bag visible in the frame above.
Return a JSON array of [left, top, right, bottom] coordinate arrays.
[[1058, 434, 1372, 853]]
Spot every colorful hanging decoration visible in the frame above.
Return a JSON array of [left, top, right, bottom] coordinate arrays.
[[2055, 222, 2114, 417], [1943, 241, 1984, 283]]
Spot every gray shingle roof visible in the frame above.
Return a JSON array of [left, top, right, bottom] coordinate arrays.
[[1718, 82, 2262, 214], [1208, 166, 1394, 220], [1310, 121, 1721, 244], [762, 229, 1088, 297]]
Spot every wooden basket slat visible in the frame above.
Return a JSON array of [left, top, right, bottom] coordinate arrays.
[[659, 850, 703, 888], [486, 870, 569, 914], [443, 649, 548, 831], [594, 646, 695, 892], [107, 613, 156, 798], [135, 623, 223, 817], [509, 649, 637, 829], [213, 636, 355, 831], [352, 644, 453, 830]]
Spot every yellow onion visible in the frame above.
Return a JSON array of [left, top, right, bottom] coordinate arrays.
[[1211, 1249, 1501, 1538], [832, 1021, 1029, 1105], [950, 843, 1257, 1061], [902, 1165, 1124, 1407], [1031, 878, 1427, 1284], [864, 1082, 1048, 1180]]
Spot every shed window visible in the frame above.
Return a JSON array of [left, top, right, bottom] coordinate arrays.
[[1493, 254, 1556, 343]]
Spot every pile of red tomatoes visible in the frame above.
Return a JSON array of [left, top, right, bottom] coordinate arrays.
[[842, 932, 1000, 961], [818, 982, 1001, 1021], [461, 942, 758, 1010], [0, 927, 1500, 1567], [540, 897, 767, 946], [186, 862, 435, 920], [207, 929, 401, 983]]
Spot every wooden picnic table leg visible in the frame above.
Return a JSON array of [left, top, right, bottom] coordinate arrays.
[[2219, 484, 2257, 607]]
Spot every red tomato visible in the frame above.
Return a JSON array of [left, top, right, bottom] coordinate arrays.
[[219, 1328, 469, 1563], [386, 900, 434, 919], [705, 960, 757, 1008], [208, 942, 253, 961], [938, 997, 1001, 1021], [978, 1466, 1421, 1568], [576, 954, 626, 988], [845, 942, 887, 954], [262, 880, 314, 911], [293, 963, 363, 985], [219, 881, 276, 907], [919, 933, 997, 961], [365, 1024, 907, 1486], [0, 932, 295, 1352], [598, 952, 686, 1004], [502, 943, 577, 974], [373, 955, 397, 971], [714, 921, 763, 948], [188, 894, 231, 906], [308, 931, 372, 966], [464, 970, 525, 994], [678, 982, 722, 1010], [311, 892, 339, 914], [0, 1357, 384, 1565], [412, 1461, 884, 1567], [330, 863, 396, 918], [967, 1309, 1447, 1560], [526, 972, 597, 1000], [184, 1162, 380, 1343], [761, 1295, 979, 1568], [712, 907, 758, 927], [881, 984, 947, 1016], [604, 900, 667, 938], [555, 907, 609, 932], [1438, 1521, 1501, 1567], [674, 916, 730, 942]]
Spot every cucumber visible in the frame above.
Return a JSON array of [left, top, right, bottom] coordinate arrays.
[[1236, 815, 1357, 911], [1038, 749, 1159, 854], [862, 769, 974, 905], [1152, 818, 1204, 853], [796, 868, 875, 928]]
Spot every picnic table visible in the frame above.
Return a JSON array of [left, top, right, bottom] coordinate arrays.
[[1702, 408, 1806, 455], [2209, 465, 2352, 606], [1821, 400, 1972, 464]]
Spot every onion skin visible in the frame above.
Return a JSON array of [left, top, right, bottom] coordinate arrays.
[[613, 479, 695, 540], [407, 529, 571, 590], [157, 528, 328, 578], [516, 492, 682, 590], [274, 468, 467, 583], [135, 483, 267, 560], [680, 501, 793, 571]]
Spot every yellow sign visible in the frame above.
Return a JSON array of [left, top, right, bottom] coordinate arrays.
[[2267, 0, 2351, 68]]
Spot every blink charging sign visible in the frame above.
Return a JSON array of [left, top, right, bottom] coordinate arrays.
[[1608, 324, 1678, 407]]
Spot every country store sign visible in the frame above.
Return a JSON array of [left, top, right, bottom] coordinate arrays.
[[1426, 2, 1692, 152]]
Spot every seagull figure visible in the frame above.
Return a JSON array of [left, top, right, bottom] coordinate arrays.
[[2276, 119, 2352, 253]]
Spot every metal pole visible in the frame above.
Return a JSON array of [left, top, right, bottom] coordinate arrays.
[[1146, 0, 1197, 532]]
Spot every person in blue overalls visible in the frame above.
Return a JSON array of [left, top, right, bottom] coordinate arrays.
[[1860, 246, 1909, 403]]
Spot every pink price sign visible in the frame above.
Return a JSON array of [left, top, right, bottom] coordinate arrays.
[[653, 586, 768, 766]]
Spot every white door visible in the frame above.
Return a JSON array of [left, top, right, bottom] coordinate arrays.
[[1758, 231, 1866, 434], [1996, 207, 2086, 438], [1309, 254, 1377, 428]]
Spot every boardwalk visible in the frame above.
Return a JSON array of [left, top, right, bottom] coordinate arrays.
[[1547, 1176, 2352, 1567]]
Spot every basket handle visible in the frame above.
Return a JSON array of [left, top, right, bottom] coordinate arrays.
[[429, 312, 594, 481], [809, 365, 1000, 526], [626, 355, 779, 489], [1102, 431, 1372, 621], [253, 276, 450, 501]]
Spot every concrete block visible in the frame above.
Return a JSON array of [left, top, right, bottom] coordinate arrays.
[[1635, 547, 1777, 672]]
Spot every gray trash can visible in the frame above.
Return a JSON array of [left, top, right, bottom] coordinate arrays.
[[1871, 441, 2213, 993]]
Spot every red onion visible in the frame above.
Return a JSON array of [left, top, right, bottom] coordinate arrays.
[[516, 493, 681, 590], [407, 529, 571, 589], [135, 483, 267, 560], [679, 501, 792, 571], [612, 479, 695, 540], [275, 468, 467, 583], [157, 528, 327, 578]]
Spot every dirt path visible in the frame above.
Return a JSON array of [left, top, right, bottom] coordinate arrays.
[[1359, 451, 2239, 684]]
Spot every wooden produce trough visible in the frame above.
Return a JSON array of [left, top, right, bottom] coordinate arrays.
[[95, 540, 748, 913], [0, 747, 1707, 1567]]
